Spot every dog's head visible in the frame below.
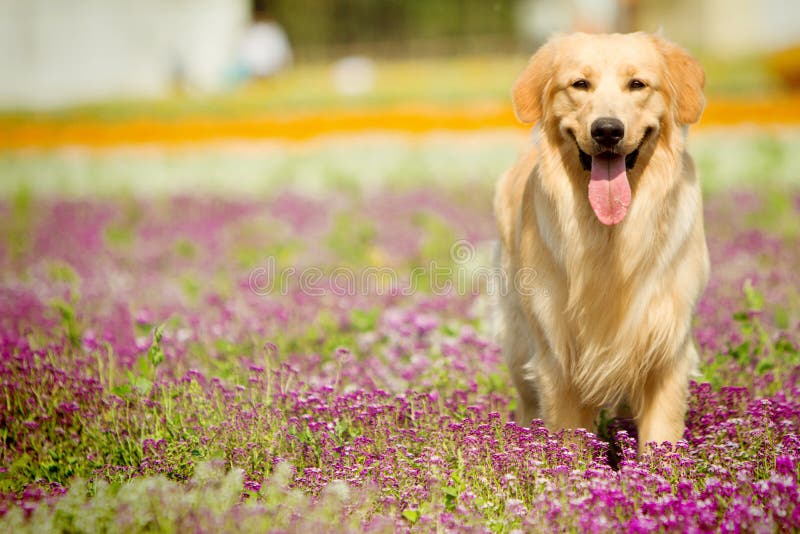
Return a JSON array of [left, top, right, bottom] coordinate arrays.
[[512, 32, 705, 225]]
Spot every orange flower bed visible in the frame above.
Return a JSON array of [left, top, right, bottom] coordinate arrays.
[[2, 96, 799, 149]]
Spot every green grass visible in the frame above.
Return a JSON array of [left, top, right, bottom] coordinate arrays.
[[0, 54, 781, 122]]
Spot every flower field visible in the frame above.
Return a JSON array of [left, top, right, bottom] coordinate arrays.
[[1, 130, 800, 532]]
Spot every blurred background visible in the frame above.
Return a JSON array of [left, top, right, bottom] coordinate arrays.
[[3, 3, 800, 526], [0, 0, 799, 194]]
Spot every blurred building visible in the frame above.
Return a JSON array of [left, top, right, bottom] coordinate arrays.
[[517, 0, 800, 55], [635, 0, 800, 56], [0, 0, 249, 109]]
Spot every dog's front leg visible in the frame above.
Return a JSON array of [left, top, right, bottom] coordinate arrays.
[[536, 358, 597, 432], [508, 360, 541, 427], [501, 305, 541, 426], [634, 344, 694, 453]]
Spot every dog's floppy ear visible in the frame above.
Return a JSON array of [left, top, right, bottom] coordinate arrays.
[[652, 35, 706, 125], [512, 39, 556, 124]]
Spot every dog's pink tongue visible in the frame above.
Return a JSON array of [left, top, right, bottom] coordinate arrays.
[[588, 154, 631, 225]]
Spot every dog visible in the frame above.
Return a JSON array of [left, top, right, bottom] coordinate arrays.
[[494, 32, 709, 453]]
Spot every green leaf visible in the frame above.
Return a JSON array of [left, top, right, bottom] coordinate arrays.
[[147, 324, 166, 368], [775, 308, 789, 330], [729, 342, 751, 363], [402, 509, 420, 524], [153, 323, 164, 344], [732, 311, 749, 322], [743, 279, 763, 312], [51, 298, 81, 347], [443, 485, 459, 512], [775, 338, 795, 355], [755, 360, 774, 374], [441, 323, 458, 336], [126, 370, 153, 395], [335, 419, 353, 441], [111, 384, 132, 397], [442, 486, 459, 498]]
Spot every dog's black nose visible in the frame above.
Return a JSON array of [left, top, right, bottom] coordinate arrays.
[[591, 117, 625, 147]]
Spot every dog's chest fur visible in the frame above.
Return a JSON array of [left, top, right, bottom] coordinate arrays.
[[518, 140, 707, 406]]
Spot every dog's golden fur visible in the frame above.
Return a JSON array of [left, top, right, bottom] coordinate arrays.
[[495, 33, 709, 452]]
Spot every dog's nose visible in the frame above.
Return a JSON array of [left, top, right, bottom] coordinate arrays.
[[591, 117, 624, 148]]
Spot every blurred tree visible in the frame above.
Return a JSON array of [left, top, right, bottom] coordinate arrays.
[[253, 0, 518, 58]]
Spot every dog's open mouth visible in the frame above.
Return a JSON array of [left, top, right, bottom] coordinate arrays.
[[579, 148, 639, 172], [574, 128, 652, 226], [577, 127, 652, 172]]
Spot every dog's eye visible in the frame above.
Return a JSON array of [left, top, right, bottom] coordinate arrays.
[[571, 79, 590, 90], [628, 79, 647, 90]]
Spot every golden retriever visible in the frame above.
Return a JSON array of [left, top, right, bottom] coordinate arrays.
[[494, 32, 709, 453]]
